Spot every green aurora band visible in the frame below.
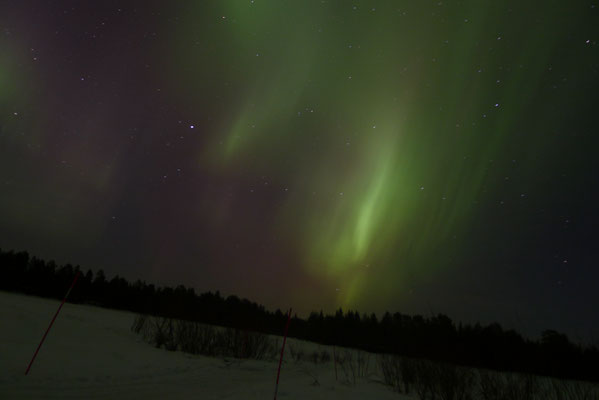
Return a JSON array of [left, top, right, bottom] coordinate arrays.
[[165, 1, 582, 311]]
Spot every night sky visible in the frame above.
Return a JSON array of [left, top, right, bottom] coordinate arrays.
[[1, 0, 598, 342]]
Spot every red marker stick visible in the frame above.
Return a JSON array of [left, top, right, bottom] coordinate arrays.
[[25, 271, 80, 375], [274, 307, 292, 400]]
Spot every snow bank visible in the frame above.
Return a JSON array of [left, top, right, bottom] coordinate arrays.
[[0, 291, 405, 399]]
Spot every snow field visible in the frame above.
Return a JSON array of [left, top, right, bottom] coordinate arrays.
[[0, 291, 403, 399]]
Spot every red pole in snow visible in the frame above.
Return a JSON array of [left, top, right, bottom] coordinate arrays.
[[274, 307, 292, 400], [25, 271, 80, 375]]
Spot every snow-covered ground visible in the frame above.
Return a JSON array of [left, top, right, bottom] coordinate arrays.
[[1, 291, 406, 399]]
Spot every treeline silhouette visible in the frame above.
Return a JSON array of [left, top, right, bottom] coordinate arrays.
[[2, 248, 597, 382]]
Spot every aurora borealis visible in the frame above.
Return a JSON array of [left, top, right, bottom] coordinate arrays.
[[1, 0, 598, 340]]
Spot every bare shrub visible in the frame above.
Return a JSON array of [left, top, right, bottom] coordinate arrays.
[[319, 350, 331, 363], [214, 327, 273, 359], [378, 354, 402, 392], [308, 349, 331, 364], [534, 376, 553, 400], [334, 349, 370, 386], [333, 348, 345, 365], [478, 369, 504, 400], [175, 320, 217, 355], [399, 357, 418, 394], [571, 381, 599, 400], [356, 350, 371, 378], [377, 355, 418, 394], [149, 317, 177, 351], [198, 324, 219, 356], [272, 337, 282, 361], [337, 350, 357, 386], [131, 313, 147, 334], [503, 373, 538, 400], [288, 343, 305, 363], [551, 378, 569, 400], [310, 350, 320, 364], [213, 326, 235, 356], [215, 327, 238, 357], [414, 359, 438, 400], [434, 362, 475, 400], [551, 378, 599, 400], [241, 329, 274, 360], [174, 319, 198, 354], [132, 315, 276, 360], [520, 374, 539, 400]]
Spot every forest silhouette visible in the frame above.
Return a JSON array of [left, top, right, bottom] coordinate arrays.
[[1, 248, 597, 382]]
